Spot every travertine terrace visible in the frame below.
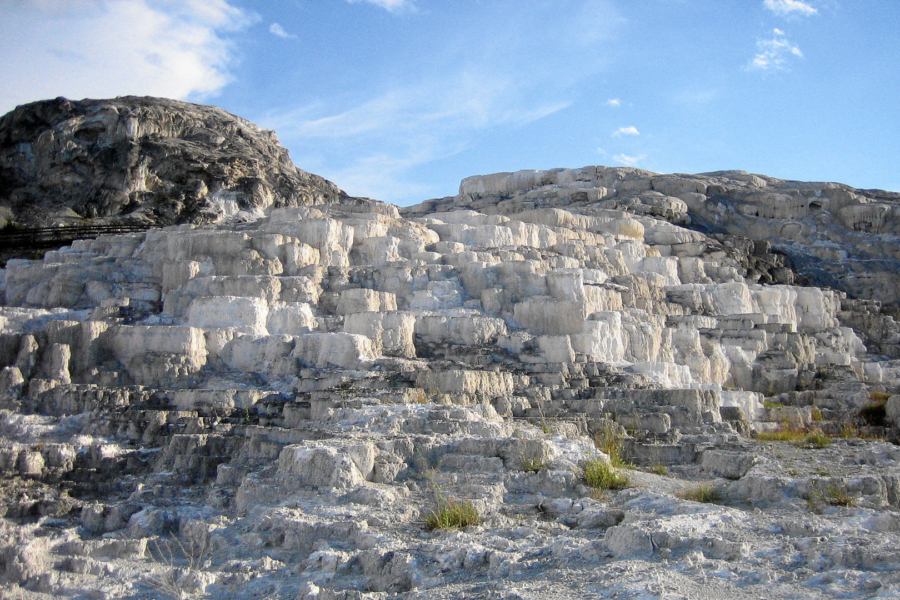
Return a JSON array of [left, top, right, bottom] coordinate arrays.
[[2, 99, 900, 599]]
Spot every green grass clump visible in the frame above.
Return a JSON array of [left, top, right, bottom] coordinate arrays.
[[593, 422, 630, 468], [677, 484, 722, 504], [583, 459, 630, 490], [800, 429, 831, 449], [763, 400, 783, 409], [424, 497, 481, 530], [825, 485, 856, 507], [647, 464, 669, 476]]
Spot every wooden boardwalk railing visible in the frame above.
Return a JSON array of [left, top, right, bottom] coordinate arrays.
[[0, 224, 153, 251]]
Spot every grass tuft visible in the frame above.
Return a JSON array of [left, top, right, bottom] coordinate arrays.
[[800, 428, 831, 449], [825, 485, 857, 507], [593, 422, 630, 468], [424, 497, 481, 530], [677, 484, 722, 504], [583, 458, 630, 490]]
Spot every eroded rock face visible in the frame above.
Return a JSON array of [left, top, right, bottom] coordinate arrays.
[[408, 166, 900, 305], [0, 96, 347, 227]]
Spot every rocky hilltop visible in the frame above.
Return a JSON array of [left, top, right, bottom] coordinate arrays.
[[0, 97, 346, 228], [2, 104, 900, 599], [412, 166, 900, 306]]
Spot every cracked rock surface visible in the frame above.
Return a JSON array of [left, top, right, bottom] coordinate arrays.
[[0, 96, 346, 228]]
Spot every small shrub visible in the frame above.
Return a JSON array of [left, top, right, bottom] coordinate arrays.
[[647, 464, 668, 476], [583, 459, 630, 490], [763, 400, 782, 409], [425, 497, 481, 530], [810, 407, 823, 422], [147, 536, 211, 600], [678, 484, 721, 504], [825, 485, 856, 507]]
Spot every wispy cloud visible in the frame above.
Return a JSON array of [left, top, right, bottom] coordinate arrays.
[[613, 153, 647, 167], [265, 1, 624, 203], [606, 98, 622, 107], [763, 0, 817, 17], [346, 0, 415, 13], [0, 0, 255, 114], [269, 22, 296, 39], [746, 28, 803, 71], [612, 126, 640, 137]]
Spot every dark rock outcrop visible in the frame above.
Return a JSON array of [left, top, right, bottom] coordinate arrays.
[[0, 96, 347, 228]]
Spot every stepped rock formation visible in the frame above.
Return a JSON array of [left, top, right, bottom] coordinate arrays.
[[0, 97, 346, 228], [2, 104, 900, 598], [414, 167, 900, 306]]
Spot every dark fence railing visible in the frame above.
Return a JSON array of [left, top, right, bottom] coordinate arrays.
[[0, 224, 153, 251]]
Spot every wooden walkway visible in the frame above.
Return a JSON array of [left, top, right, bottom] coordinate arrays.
[[0, 224, 153, 251]]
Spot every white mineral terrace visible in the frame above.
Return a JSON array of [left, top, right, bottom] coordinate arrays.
[[2, 166, 900, 599]]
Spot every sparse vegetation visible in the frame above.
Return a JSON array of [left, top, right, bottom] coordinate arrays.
[[756, 427, 807, 443], [424, 497, 481, 530], [677, 484, 722, 504], [583, 458, 630, 490], [147, 536, 212, 600], [520, 454, 549, 472], [647, 464, 669, 476], [756, 419, 831, 447], [593, 422, 630, 468], [763, 400, 782, 409], [800, 428, 831, 449], [825, 485, 857, 507], [836, 421, 860, 439]]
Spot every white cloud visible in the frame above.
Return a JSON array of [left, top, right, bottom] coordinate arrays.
[[613, 153, 647, 167], [346, 0, 415, 13], [612, 126, 640, 137], [763, 0, 817, 17], [0, 0, 254, 114], [269, 23, 296, 39], [746, 29, 804, 71], [606, 98, 622, 107]]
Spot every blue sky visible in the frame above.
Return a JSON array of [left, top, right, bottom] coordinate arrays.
[[1, 0, 898, 205]]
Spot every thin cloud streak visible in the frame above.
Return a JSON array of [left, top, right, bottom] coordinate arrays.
[[346, 0, 416, 13], [613, 153, 647, 167], [763, 0, 817, 17]]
